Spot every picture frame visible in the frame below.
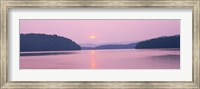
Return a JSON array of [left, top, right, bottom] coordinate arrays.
[[0, 0, 199, 89]]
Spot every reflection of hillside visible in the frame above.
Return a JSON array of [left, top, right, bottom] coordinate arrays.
[[20, 51, 77, 56], [20, 34, 81, 52]]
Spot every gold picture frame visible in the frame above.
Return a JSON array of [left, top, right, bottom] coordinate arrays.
[[0, 0, 200, 89]]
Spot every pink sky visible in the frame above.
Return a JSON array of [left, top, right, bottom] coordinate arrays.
[[20, 20, 180, 44]]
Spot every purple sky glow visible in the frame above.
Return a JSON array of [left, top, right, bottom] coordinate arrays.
[[20, 20, 180, 44]]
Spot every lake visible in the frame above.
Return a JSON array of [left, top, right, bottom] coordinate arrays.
[[20, 49, 180, 69]]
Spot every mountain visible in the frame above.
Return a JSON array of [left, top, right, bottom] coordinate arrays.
[[80, 41, 135, 48], [20, 34, 81, 52], [79, 43, 99, 47], [95, 43, 136, 49], [81, 43, 136, 50], [135, 35, 180, 49]]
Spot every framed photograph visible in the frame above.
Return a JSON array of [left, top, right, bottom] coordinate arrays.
[[0, 0, 200, 89]]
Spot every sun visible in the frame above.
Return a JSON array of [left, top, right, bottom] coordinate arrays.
[[89, 36, 96, 39]]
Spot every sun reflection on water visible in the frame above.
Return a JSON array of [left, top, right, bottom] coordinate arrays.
[[90, 50, 96, 69]]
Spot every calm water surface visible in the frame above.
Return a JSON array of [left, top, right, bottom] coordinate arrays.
[[20, 49, 180, 69]]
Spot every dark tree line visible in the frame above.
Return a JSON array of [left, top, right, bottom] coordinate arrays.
[[135, 35, 180, 49], [20, 33, 180, 52], [20, 34, 81, 52]]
